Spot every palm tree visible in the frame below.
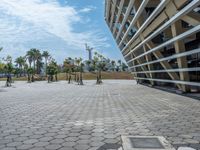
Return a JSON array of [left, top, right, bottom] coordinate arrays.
[[122, 62, 128, 71], [34, 49, 42, 74], [15, 56, 25, 77], [80, 63, 84, 85], [42, 51, 50, 76], [111, 60, 116, 71], [75, 58, 79, 83], [31, 48, 37, 72], [63, 58, 72, 82], [47, 60, 58, 82], [118, 60, 122, 72], [85, 60, 91, 72], [26, 49, 34, 67], [75, 58, 84, 85], [26, 49, 39, 81], [27, 67, 33, 83], [3, 55, 12, 64], [3, 56, 13, 87], [74, 57, 79, 82], [29, 48, 41, 74], [93, 52, 106, 84], [4, 63, 13, 87]]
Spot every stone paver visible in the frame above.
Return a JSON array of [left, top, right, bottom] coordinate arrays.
[[0, 80, 200, 150]]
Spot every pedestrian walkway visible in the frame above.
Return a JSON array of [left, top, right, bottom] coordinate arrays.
[[0, 80, 199, 150]]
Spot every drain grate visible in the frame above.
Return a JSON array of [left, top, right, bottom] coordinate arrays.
[[130, 137, 164, 149], [121, 136, 175, 150]]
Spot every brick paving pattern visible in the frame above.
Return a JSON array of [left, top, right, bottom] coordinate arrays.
[[0, 80, 200, 150]]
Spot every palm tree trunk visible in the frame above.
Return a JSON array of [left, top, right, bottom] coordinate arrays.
[[33, 60, 36, 74], [74, 72, 77, 82], [29, 60, 32, 68], [31, 74, 34, 82], [80, 71, 83, 85], [36, 60, 39, 74], [68, 74, 71, 84], [27, 74, 30, 83], [99, 69, 102, 84], [55, 74, 58, 82], [66, 72, 68, 81], [20, 66, 22, 77], [45, 59, 47, 77], [96, 70, 99, 84]]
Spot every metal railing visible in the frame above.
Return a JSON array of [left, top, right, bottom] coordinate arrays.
[[132, 67, 200, 74], [116, 0, 135, 40], [127, 25, 200, 63], [129, 48, 200, 69], [118, 0, 150, 47], [121, 0, 170, 53], [134, 77, 200, 87], [124, 0, 200, 58]]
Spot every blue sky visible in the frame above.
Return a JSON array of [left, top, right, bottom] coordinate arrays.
[[0, 0, 124, 63]]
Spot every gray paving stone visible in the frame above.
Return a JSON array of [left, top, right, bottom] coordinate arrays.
[[178, 147, 196, 150], [59, 147, 74, 150], [50, 139, 65, 144], [0, 80, 200, 150], [17, 144, 34, 150], [78, 135, 91, 139], [23, 139, 38, 144], [45, 144, 62, 150], [1, 148, 16, 150], [90, 141, 105, 147], [7, 142, 22, 147], [0, 139, 13, 144], [65, 137, 78, 142], [77, 139, 91, 144], [74, 144, 90, 150], [62, 141, 76, 147], [30, 147, 46, 150], [39, 136, 54, 142], [33, 141, 49, 146]]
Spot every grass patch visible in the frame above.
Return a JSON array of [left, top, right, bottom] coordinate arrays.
[[0, 72, 133, 81]]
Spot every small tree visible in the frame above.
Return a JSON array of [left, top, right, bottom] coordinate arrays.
[[4, 63, 13, 87], [111, 60, 116, 71], [27, 67, 34, 83], [117, 60, 122, 72], [42, 51, 50, 77], [93, 52, 106, 84], [3, 55, 13, 86], [0, 63, 5, 74], [75, 58, 84, 85], [26, 50, 34, 67], [122, 62, 128, 71], [63, 58, 73, 84], [15, 56, 25, 77], [46, 61, 58, 83], [79, 63, 84, 85], [85, 60, 92, 72]]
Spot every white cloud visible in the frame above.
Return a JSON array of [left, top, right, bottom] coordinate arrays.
[[0, 0, 110, 62], [79, 6, 97, 13]]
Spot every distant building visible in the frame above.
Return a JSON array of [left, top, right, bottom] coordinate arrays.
[[105, 0, 200, 93]]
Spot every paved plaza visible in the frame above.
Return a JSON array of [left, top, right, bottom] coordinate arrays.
[[0, 80, 200, 150]]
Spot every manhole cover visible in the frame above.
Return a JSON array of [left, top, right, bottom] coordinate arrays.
[[121, 136, 175, 150], [130, 137, 164, 149]]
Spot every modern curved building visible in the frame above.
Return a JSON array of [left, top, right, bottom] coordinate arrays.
[[105, 0, 200, 93]]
